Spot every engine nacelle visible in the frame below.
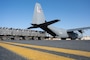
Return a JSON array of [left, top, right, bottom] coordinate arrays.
[[67, 31, 78, 40]]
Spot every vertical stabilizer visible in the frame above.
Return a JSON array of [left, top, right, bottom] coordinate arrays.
[[32, 3, 45, 24]]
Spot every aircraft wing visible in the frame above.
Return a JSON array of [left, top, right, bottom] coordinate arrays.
[[67, 27, 90, 32]]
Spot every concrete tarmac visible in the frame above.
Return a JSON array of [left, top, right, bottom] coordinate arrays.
[[5, 40, 90, 51], [0, 40, 90, 60]]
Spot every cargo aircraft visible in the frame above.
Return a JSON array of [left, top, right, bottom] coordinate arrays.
[[28, 3, 90, 40]]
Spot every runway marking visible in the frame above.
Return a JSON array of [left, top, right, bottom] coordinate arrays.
[[3, 41, 90, 58], [0, 42, 74, 60], [0, 46, 27, 60]]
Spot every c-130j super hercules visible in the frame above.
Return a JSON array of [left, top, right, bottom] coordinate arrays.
[[28, 3, 90, 40]]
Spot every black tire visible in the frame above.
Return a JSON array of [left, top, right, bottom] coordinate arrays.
[[61, 38, 66, 40], [71, 38, 76, 40]]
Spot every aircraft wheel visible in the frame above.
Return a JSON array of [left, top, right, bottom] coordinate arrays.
[[71, 38, 76, 40], [61, 38, 66, 40], [78, 38, 81, 40]]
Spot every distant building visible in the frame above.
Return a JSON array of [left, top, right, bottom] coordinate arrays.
[[0, 27, 46, 40], [82, 36, 90, 40]]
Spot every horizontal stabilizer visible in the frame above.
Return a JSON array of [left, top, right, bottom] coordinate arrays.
[[27, 26, 37, 29], [40, 19, 60, 26], [43, 19, 60, 25], [27, 25, 39, 29], [28, 19, 60, 29]]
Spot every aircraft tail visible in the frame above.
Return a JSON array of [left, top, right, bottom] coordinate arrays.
[[32, 3, 45, 24], [28, 3, 60, 29]]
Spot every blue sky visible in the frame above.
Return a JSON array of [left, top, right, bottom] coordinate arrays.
[[0, 0, 90, 36]]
